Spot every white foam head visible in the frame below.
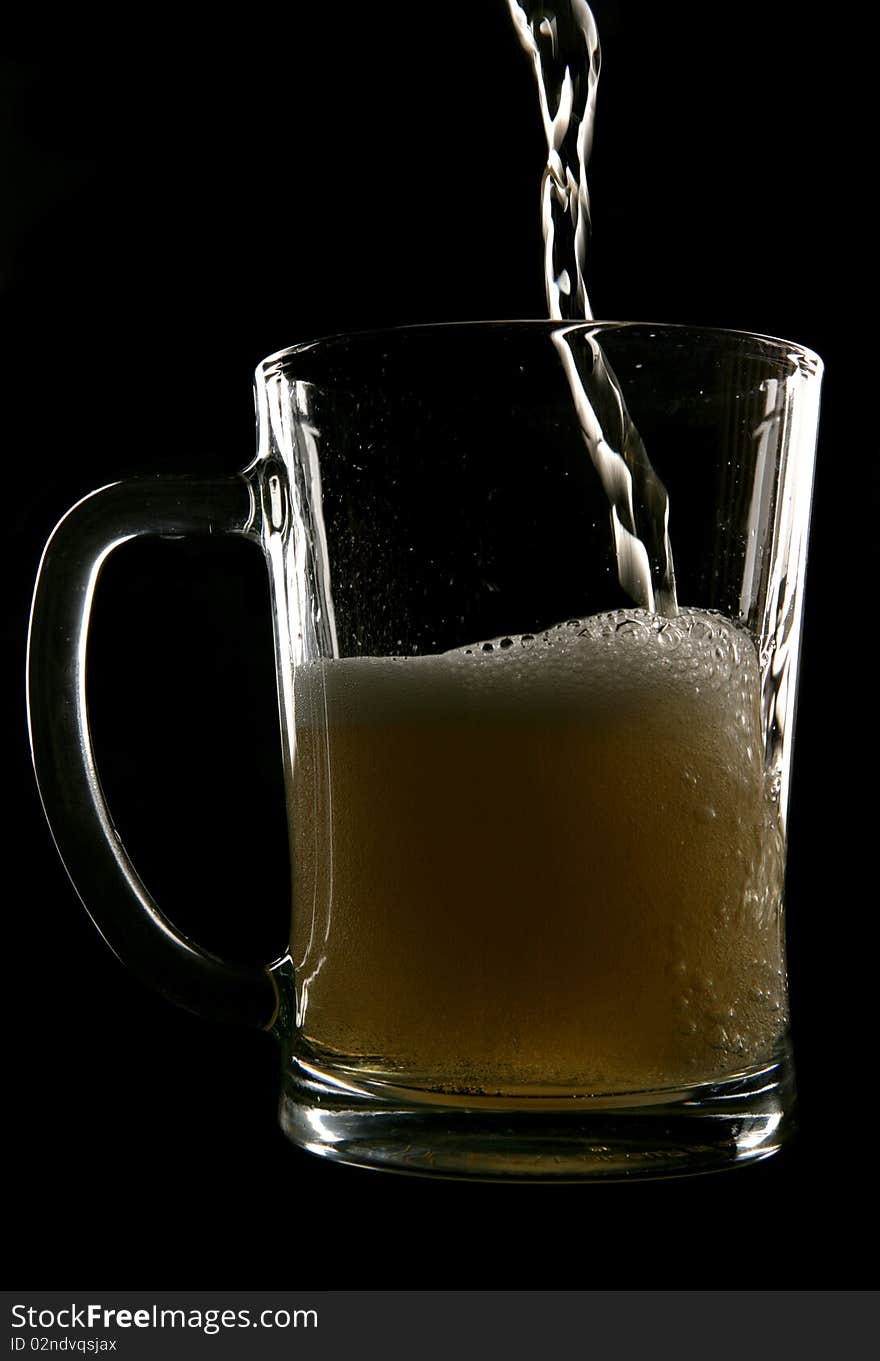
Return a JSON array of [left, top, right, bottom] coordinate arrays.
[[295, 608, 759, 728]]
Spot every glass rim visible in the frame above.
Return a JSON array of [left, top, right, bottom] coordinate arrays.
[[257, 319, 823, 383]]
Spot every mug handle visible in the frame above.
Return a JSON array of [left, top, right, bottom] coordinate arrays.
[[27, 473, 282, 1029]]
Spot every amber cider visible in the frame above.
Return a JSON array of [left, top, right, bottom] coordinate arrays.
[[289, 608, 786, 1096]]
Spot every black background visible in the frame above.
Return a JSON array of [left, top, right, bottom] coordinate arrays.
[[5, 2, 874, 1285]]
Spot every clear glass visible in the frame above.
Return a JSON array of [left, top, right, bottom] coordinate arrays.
[[254, 321, 821, 1177], [28, 321, 821, 1180]]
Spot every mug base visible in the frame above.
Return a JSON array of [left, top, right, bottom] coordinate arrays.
[[279, 1048, 795, 1182]]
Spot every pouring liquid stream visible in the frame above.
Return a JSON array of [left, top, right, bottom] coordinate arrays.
[[507, 0, 678, 615]]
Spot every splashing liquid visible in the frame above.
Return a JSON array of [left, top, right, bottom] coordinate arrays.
[[507, 0, 678, 615]]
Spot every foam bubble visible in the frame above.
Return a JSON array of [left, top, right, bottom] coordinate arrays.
[[297, 607, 763, 732]]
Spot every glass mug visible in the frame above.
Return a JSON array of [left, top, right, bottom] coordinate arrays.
[[28, 322, 822, 1180]]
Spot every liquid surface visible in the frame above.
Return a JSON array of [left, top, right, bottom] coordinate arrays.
[[290, 610, 786, 1096]]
